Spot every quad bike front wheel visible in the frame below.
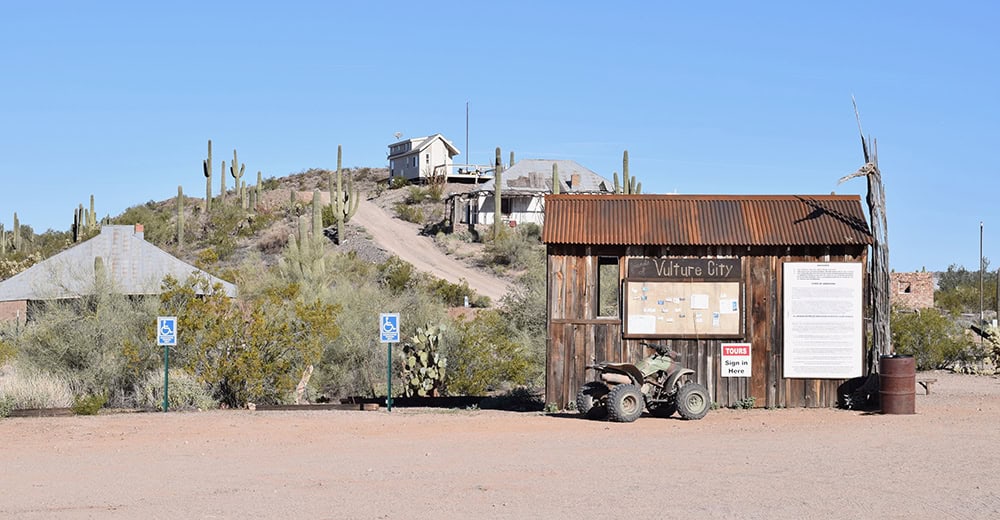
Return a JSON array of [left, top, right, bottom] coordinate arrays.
[[576, 382, 609, 419], [607, 384, 644, 423], [676, 383, 710, 420]]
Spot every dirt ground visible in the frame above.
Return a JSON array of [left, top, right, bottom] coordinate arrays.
[[1, 371, 998, 519]]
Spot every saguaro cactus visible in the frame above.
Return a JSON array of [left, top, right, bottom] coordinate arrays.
[[230, 150, 245, 202], [311, 189, 323, 237], [204, 139, 213, 212], [88, 195, 96, 230], [509, 150, 515, 167], [613, 150, 642, 194], [331, 145, 359, 245], [176, 185, 185, 250], [255, 171, 263, 205], [220, 160, 227, 202], [552, 163, 560, 194], [12, 212, 20, 251], [0, 223, 5, 255], [494, 147, 503, 239]]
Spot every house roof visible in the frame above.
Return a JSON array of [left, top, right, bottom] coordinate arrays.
[[542, 194, 873, 246], [0, 225, 237, 301], [474, 159, 613, 194], [387, 133, 460, 160]]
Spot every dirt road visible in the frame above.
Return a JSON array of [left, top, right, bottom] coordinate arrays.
[[355, 198, 511, 303], [1, 371, 998, 519]]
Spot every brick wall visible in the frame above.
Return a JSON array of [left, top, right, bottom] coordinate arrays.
[[0, 300, 27, 323], [890, 272, 934, 310]]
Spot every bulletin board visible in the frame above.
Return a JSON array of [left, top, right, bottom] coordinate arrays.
[[623, 280, 743, 338]]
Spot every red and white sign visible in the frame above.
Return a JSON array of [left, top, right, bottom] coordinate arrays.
[[721, 343, 751, 377]]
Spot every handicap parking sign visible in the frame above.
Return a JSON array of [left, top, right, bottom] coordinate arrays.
[[380, 313, 400, 343], [157, 316, 177, 346]]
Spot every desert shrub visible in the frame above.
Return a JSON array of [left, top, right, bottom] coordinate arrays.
[[321, 204, 337, 228], [14, 279, 160, 407], [517, 222, 542, 242], [428, 278, 480, 307], [136, 369, 217, 411], [261, 176, 281, 190], [394, 202, 425, 224], [159, 275, 339, 407], [257, 223, 292, 255], [72, 393, 107, 415], [0, 252, 43, 280], [113, 201, 172, 246], [377, 256, 416, 293], [195, 248, 219, 270], [389, 177, 409, 189], [482, 230, 543, 270], [0, 395, 13, 418], [426, 183, 444, 202], [444, 310, 533, 395], [0, 363, 75, 409], [404, 186, 432, 204], [891, 308, 979, 370], [308, 252, 448, 399]]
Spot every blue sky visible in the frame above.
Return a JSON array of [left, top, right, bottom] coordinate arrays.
[[1, 2, 997, 271]]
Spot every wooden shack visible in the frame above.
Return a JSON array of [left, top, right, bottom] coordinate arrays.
[[542, 194, 873, 409]]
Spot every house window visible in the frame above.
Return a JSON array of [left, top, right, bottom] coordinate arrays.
[[900, 282, 912, 294], [500, 198, 512, 216], [598, 256, 620, 317]]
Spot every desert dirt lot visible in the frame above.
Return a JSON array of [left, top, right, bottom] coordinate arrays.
[[2, 371, 999, 519]]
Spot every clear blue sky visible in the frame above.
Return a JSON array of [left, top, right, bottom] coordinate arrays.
[[1, 2, 996, 272]]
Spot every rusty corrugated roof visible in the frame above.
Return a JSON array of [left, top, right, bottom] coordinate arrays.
[[541, 194, 872, 246]]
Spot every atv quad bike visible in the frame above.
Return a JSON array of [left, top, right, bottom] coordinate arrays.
[[577, 341, 710, 422]]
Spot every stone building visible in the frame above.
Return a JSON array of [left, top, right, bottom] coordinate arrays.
[[889, 272, 934, 310]]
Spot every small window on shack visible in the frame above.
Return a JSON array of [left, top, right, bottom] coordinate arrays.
[[598, 256, 620, 317]]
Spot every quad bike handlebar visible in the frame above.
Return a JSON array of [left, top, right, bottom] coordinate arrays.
[[640, 341, 679, 360]]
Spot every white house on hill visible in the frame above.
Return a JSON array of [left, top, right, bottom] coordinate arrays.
[[448, 159, 613, 228], [387, 134, 461, 182]]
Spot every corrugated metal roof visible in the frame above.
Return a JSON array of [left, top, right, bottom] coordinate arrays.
[[0, 225, 237, 301], [541, 194, 872, 246], [474, 159, 613, 194]]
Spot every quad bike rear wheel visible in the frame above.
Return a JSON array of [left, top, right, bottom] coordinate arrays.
[[676, 382, 710, 420], [576, 382, 609, 419], [607, 384, 644, 423]]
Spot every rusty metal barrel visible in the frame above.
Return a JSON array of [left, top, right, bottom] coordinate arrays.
[[879, 354, 916, 414]]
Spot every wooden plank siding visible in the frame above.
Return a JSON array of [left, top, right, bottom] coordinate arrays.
[[545, 244, 868, 409]]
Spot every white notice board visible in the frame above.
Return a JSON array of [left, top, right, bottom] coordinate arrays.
[[782, 262, 863, 379]]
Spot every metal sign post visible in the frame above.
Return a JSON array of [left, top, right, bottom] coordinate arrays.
[[157, 316, 177, 412], [379, 313, 400, 412]]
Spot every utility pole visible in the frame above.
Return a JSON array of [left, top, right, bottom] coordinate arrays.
[[980, 221, 984, 345]]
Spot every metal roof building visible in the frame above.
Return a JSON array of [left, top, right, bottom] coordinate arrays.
[[0, 225, 236, 321], [542, 193, 873, 410]]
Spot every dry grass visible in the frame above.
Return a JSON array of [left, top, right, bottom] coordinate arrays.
[[0, 362, 74, 409]]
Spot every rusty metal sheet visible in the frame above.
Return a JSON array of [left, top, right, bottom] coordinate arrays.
[[541, 194, 872, 246]]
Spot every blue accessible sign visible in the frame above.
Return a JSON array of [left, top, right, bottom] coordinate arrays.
[[380, 313, 400, 343], [157, 316, 177, 347]]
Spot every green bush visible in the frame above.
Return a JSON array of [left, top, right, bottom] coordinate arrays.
[[394, 202, 425, 224], [429, 278, 479, 307], [444, 310, 533, 395], [113, 201, 172, 246], [0, 395, 13, 418], [891, 308, 979, 370], [377, 256, 415, 293], [389, 177, 409, 189], [72, 393, 107, 415]]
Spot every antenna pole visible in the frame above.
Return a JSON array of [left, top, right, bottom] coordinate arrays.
[[466, 101, 470, 170]]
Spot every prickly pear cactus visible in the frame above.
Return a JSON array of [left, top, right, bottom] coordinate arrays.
[[401, 324, 448, 397]]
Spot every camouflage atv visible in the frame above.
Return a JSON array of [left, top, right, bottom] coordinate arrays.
[[577, 341, 710, 422]]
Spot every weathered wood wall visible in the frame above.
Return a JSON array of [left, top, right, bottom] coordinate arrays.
[[546, 244, 868, 409]]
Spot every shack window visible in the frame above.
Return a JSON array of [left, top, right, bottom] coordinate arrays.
[[598, 256, 620, 317]]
